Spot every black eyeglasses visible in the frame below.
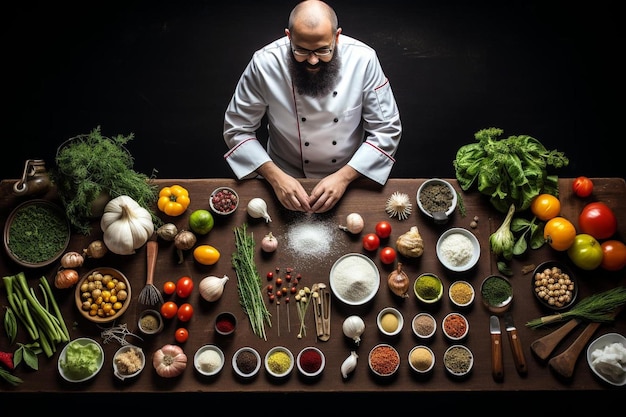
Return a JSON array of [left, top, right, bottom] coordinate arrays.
[[291, 39, 335, 57]]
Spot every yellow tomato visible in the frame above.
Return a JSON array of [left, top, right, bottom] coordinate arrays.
[[530, 193, 561, 221], [193, 245, 221, 265], [544, 216, 577, 251]]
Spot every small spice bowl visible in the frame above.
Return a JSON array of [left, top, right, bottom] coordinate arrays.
[[215, 311, 237, 336], [112, 345, 145, 381], [443, 344, 474, 377], [209, 186, 239, 216], [449, 280, 475, 309], [194, 344, 225, 377], [408, 345, 435, 374], [413, 273, 444, 304], [138, 309, 164, 335], [296, 346, 326, 378], [436, 227, 480, 272], [480, 275, 513, 314], [377, 307, 404, 337], [368, 343, 401, 377], [416, 178, 458, 224], [232, 346, 262, 379], [442, 312, 470, 341], [412, 312, 437, 340], [264, 346, 294, 378]]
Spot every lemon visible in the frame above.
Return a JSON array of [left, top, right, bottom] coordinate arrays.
[[189, 209, 214, 235]]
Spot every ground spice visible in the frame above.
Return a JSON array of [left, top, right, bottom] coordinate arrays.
[[298, 348, 322, 373], [439, 233, 473, 266], [235, 350, 258, 374], [139, 314, 159, 331], [450, 281, 473, 305], [443, 313, 468, 338], [413, 314, 435, 337], [482, 276, 512, 305], [444, 346, 472, 374], [216, 316, 236, 334], [414, 274, 442, 300], [267, 350, 291, 374], [369, 345, 400, 375], [410, 347, 433, 371], [419, 183, 453, 214], [331, 255, 378, 302]]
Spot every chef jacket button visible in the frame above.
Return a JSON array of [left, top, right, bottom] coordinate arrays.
[[333, 91, 337, 96], [332, 141, 337, 145], [304, 160, 309, 164], [333, 118, 338, 123], [331, 159, 337, 163], [304, 142, 310, 146], [301, 117, 306, 122]]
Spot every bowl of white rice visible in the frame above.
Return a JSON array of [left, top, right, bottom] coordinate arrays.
[[330, 253, 380, 306], [436, 227, 480, 272]]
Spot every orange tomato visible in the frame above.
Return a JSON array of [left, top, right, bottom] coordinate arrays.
[[163, 281, 176, 295], [543, 216, 576, 251], [160, 301, 178, 319], [530, 194, 561, 221], [193, 245, 221, 265], [600, 240, 626, 271]]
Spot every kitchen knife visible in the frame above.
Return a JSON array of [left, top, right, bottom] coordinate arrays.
[[504, 312, 528, 375], [490, 315, 504, 381]]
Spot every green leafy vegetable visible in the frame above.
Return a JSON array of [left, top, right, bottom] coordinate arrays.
[[490, 203, 515, 261], [453, 127, 569, 213]]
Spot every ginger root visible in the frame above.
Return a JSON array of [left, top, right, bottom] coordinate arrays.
[[396, 226, 424, 258]]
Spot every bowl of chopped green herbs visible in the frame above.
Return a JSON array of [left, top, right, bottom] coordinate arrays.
[[4, 199, 71, 268]]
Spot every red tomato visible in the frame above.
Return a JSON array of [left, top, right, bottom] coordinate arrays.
[[163, 281, 176, 295], [174, 327, 189, 343], [160, 301, 178, 319], [567, 233, 604, 271], [176, 276, 194, 298], [362, 233, 381, 251], [380, 246, 396, 264], [177, 303, 194, 322], [375, 221, 392, 239], [572, 176, 594, 198], [578, 202, 617, 240], [600, 240, 626, 271]]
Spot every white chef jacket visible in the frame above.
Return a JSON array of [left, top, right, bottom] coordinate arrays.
[[223, 34, 402, 185]]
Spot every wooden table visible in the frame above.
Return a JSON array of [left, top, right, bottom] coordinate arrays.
[[1, 178, 624, 396]]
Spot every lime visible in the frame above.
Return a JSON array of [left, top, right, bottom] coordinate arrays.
[[189, 209, 214, 235]]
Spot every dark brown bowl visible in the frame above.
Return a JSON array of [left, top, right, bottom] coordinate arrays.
[[531, 260, 578, 311], [4, 199, 71, 268]]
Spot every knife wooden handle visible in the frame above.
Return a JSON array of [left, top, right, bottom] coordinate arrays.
[[507, 328, 528, 375], [491, 333, 504, 381], [548, 321, 601, 379], [530, 318, 581, 361]]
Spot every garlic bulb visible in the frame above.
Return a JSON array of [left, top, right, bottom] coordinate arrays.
[[156, 223, 179, 241], [339, 213, 364, 234], [342, 315, 365, 345], [198, 275, 229, 302], [388, 262, 410, 298], [60, 251, 84, 269], [385, 191, 412, 220], [247, 197, 272, 222], [100, 195, 154, 255], [261, 232, 278, 253], [341, 351, 358, 379]]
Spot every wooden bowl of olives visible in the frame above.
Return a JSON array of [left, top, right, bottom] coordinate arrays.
[[75, 267, 131, 323]]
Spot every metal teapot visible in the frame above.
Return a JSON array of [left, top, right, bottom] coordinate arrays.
[[13, 159, 52, 196]]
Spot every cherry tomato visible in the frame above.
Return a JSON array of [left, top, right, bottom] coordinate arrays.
[[163, 281, 176, 295], [543, 216, 576, 251], [176, 276, 194, 298], [578, 202, 617, 240], [572, 176, 594, 198], [160, 301, 178, 319], [380, 246, 396, 264], [600, 240, 626, 271], [567, 233, 603, 271], [193, 244, 221, 265], [177, 303, 194, 322], [174, 327, 189, 343], [530, 194, 561, 221], [375, 221, 392, 239], [362, 233, 381, 251]]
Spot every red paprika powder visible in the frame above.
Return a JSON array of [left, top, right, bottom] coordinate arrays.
[[215, 312, 236, 335], [298, 348, 322, 374]]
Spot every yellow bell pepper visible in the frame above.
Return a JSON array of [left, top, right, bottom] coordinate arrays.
[[157, 185, 191, 216]]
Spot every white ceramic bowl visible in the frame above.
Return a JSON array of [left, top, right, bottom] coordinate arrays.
[[296, 346, 326, 378], [416, 178, 458, 224], [232, 346, 262, 379], [368, 343, 400, 377], [112, 345, 145, 381], [443, 344, 474, 377], [436, 227, 480, 272], [264, 346, 294, 378], [377, 307, 404, 337], [412, 312, 437, 340], [209, 186, 239, 216], [442, 312, 470, 341], [58, 337, 104, 383], [329, 253, 380, 306], [408, 345, 435, 374], [449, 280, 476, 308], [194, 344, 225, 377], [586, 332, 626, 386]]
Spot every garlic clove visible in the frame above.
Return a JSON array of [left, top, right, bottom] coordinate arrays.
[[342, 315, 365, 345], [340, 351, 358, 379]]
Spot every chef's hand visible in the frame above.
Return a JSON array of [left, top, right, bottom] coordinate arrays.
[[309, 166, 361, 213], [257, 162, 312, 212]]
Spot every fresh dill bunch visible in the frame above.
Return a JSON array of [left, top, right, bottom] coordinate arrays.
[[51, 126, 162, 234]]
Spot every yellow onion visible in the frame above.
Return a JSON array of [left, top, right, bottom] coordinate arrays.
[[388, 262, 410, 298]]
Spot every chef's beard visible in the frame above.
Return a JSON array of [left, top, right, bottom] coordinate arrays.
[[289, 49, 341, 97]]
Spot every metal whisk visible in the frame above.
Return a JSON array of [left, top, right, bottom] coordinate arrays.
[[138, 241, 164, 306]]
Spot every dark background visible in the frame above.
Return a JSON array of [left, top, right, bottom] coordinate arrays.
[[3, 0, 623, 183], [2, 0, 623, 408]]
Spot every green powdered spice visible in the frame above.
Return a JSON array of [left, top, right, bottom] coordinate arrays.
[[482, 276, 512, 305], [415, 275, 442, 300]]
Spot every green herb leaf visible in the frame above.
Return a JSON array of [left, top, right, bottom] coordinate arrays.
[[497, 261, 513, 276]]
